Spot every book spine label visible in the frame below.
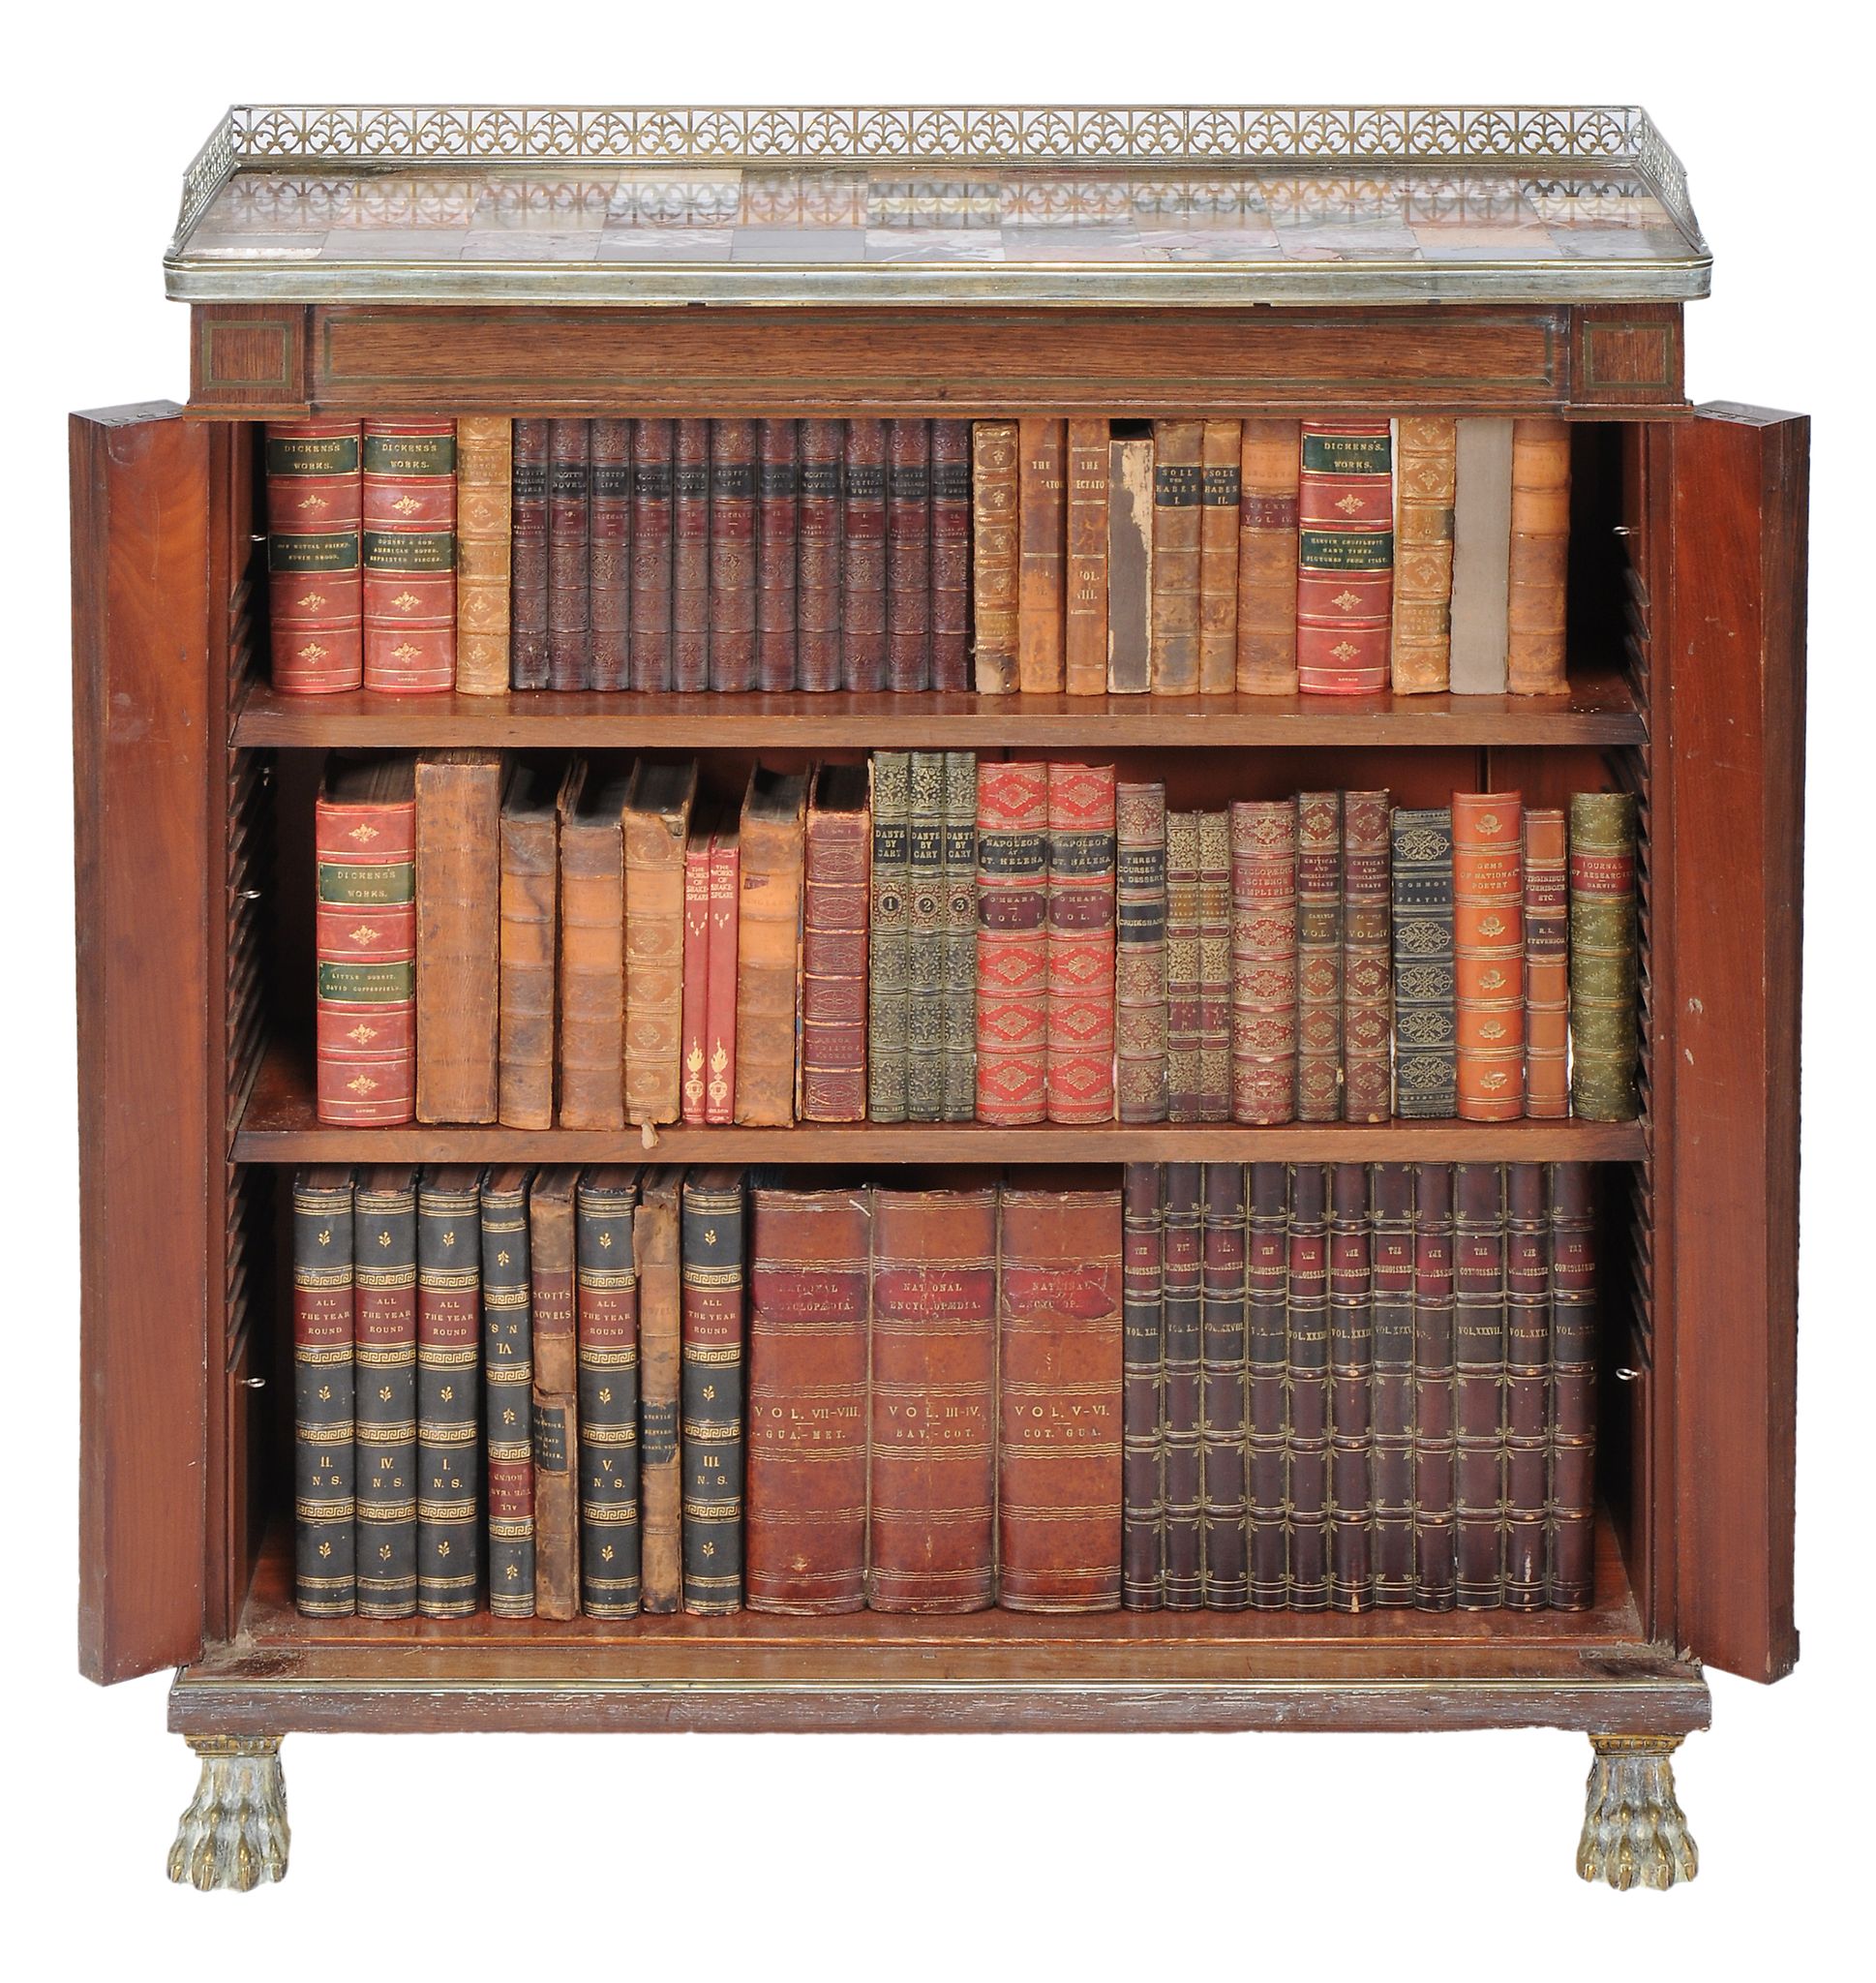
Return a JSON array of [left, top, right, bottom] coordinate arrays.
[[509, 419, 550, 688], [545, 417, 590, 691], [1198, 420, 1241, 693], [1390, 414, 1457, 694], [1340, 789, 1393, 1124], [681, 1173, 745, 1614], [1327, 1164, 1373, 1612], [1507, 417, 1571, 694], [734, 794, 805, 1127], [635, 1179, 682, 1613], [840, 418, 887, 691], [802, 799, 869, 1123], [1246, 1163, 1288, 1607], [940, 751, 979, 1123], [1390, 808, 1458, 1118], [1195, 809, 1231, 1121], [1164, 810, 1201, 1122], [797, 418, 844, 692], [588, 416, 631, 690], [1412, 1163, 1457, 1609], [1568, 792, 1641, 1120], [1286, 1164, 1330, 1611], [417, 1173, 480, 1618], [671, 417, 711, 692], [316, 790, 416, 1124], [974, 760, 1048, 1124], [267, 418, 364, 693], [1294, 791, 1343, 1122], [363, 419, 457, 692], [455, 415, 513, 695], [1296, 422, 1393, 694], [1523, 808, 1570, 1118], [1044, 763, 1117, 1123], [1236, 419, 1299, 693], [1453, 1162, 1507, 1609], [1229, 799, 1297, 1125], [1199, 1163, 1250, 1608], [1503, 1164, 1550, 1610], [1064, 418, 1109, 696], [1017, 417, 1067, 691], [293, 1173, 355, 1616], [415, 752, 502, 1124], [886, 418, 931, 692], [1454, 792, 1527, 1119], [756, 417, 799, 692], [355, 1174, 418, 1618], [1106, 435, 1154, 693], [1160, 1164, 1202, 1609], [704, 834, 740, 1124], [530, 1176, 579, 1619], [1150, 420, 1202, 693], [971, 421, 1019, 691], [1369, 1163, 1417, 1606], [479, 1178, 533, 1617], [929, 419, 972, 691], [1116, 782, 1169, 1124], [866, 750, 911, 1122], [1549, 1163, 1599, 1609], [577, 1175, 641, 1617], [681, 833, 711, 1124], [628, 418, 674, 691], [709, 418, 758, 691], [557, 813, 626, 1129], [904, 751, 947, 1122], [624, 778, 696, 1127], [1121, 1164, 1165, 1610]]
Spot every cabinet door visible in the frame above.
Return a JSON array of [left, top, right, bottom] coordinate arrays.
[[74, 404, 214, 1681], [1654, 403, 1807, 1682]]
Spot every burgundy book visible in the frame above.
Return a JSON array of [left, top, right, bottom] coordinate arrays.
[[756, 417, 799, 692], [588, 415, 631, 691], [546, 416, 590, 691], [928, 418, 972, 690], [1245, 1163, 1288, 1609], [1044, 763, 1118, 1124], [1412, 1162, 1458, 1610], [1327, 1163, 1373, 1613], [1503, 1163, 1550, 1610], [1549, 1163, 1599, 1609], [886, 417, 931, 691], [840, 418, 888, 690], [628, 417, 674, 691], [1453, 1162, 1507, 1609], [797, 417, 843, 692], [802, 763, 870, 1122], [265, 418, 363, 693], [1121, 1164, 1165, 1610], [362, 419, 456, 692], [671, 417, 711, 692], [1369, 1164, 1417, 1607], [974, 760, 1049, 1125], [709, 418, 758, 691], [1286, 1163, 1331, 1611], [1160, 1163, 1203, 1610], [1199, 1163, 1250, 1610], [509, 418, 550, 688]]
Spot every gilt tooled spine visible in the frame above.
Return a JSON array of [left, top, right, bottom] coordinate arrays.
[[1115, 782, 1169, 1124], [930, 419, 972, 691], [1340, 789, 1393, 1125], [1296, 422, 1393, 694], [1389, 808, 1457, 1119], [545, 417, 590, 691], [415, 749, 503, 1125], [681, 1170, 745, 1614], [1389, 415, 1457, 694], [628, 418, 674, 691], [1121, 1164, 1165, 1610], [1246, 1163, 1289, 1608], [709, 418, 758, 691], [941, 751, 979, 1122], [1503, 1164, 1551, 1611], [1235, 418, 1299, 694], [1164, 811, 1202, 1123], [293, 1170, 356, 1617], [316, 767, 416, 1126], [971, 421, 1019, 692], [1568, 792, 1641, 1121], [417, 1168, 481, 1619], [671, 418, 711, 693], [1064, 417, 1110, 696], [904, 751, 948, 1122], [588, 416, 631, 691], [1199, 1163, 1250, 1610], [802, 767, 871, 1124], [266, 419, 363, 693], [733, 769, 808, 1127], [1506, 418, 1571, 695], [1548, 1163, 1599, 1609], [529, 1168, 581, 1620], [867, 751, 911, 1122], [478, 1169, 534, 1618], [1294, 791, 1344, 1123], [623, 760, 699, 1127], [1229, 799, 1297, 1126], [1412, 1163, 1458, 1610], [1453, 1162, 1507, 1609], [362, 419, 456, 692], [1017, 417, 1067, 692], [705, 829, 740, 1124], [635, 1170, 683, 1613], [886, 418, 931, 692], [1044, 763, 1117, 1124], [1199, 420, 1241, 694], [1150, 420, 1202, 694], [797, 418, 843, 692], [1286, 1164, 1331, 1612], [1369, 1164, 1417, 1607], [756, 418, 799, 692], [1160, 1164, 1203, 1611], [974, 761, 1049, 1124], [681, 831, 711, 1125], [509, 418, 550, 688], [1523, 808, 1570, 1118], [355, 1168, 419, 1619], [454, 415, 512, 695], [841, 418, 888, 691], [1327, 1164, 1373, 1613], [1195, 809, 1232, 1122], [1454, 792, 1526, 1120], [577, 1169, 640, 1618]]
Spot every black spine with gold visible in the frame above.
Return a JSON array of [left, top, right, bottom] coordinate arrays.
[[681, 1169, 747, 1613], [293, 1168, 356, 1617], [479, 1167, 535, 1618], [416, 1167, 483, 1618], [578, 1168, 643, 1618], [353, 1167, 418, 1620]]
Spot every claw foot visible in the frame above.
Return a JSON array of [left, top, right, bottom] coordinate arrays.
[[1577, 1734, 1698, 1889], [167, 1736, 289, 1890]]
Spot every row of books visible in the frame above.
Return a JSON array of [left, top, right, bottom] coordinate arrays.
[[293, 1161, 1599, 1622], [265, 414, 1571, 702], [317, 750, 1641, 1128]]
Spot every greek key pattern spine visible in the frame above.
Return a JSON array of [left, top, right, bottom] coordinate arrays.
[[354, 1167, 418, 1619], [1121, 1164, 1165, 1610], [293, 1169, 355, 1617], [578, 1169, 642, 1619], [416, 1168, 481, 1619], [866, 751, 911, 1122], [681, 1170, 745, 1614], [1389, 807, 1457, 1119], [479, 1169, 534, 1618], [1229, 798, 1297, 1126], [1340, 789, 1393, 1124], [941, 750, 979, 1122], [1199, 1163, 1249, 1608], [1115, 781, 1169, 1124]]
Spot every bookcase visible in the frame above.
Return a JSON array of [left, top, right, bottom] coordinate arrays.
[[72, 105, 1802, 1890]]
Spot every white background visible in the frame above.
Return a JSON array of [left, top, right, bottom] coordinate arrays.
[[3, 3, 1867, 1968]]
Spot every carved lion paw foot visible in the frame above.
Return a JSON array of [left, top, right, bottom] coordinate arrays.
[[1577, 1734, 1698, 1889], [167, 1737, 289, 1891]]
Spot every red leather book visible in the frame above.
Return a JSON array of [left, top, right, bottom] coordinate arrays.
[[1245, 1163, 1288, 1608], [1341, 789, 1393, 1123], [1159, 1163, 1203, 1610], [509, 418, 551, 688], [1165, 811, 1202, 1122], [886, 418, 931, 691], [1411, 1162, 1457, 1610], [1296, 421, 1393, 694], [802, 763, 870, 1122], [1285, 1163, 1331, 1611], [1121, 1164, 1165, 1610], [709, 418, 758, 691], [1294, 791, 1344, 1122], [973, 760, 1048, 1124], [265, 418, 363, 693], [746, 1184, 872, 1613], [928, 418, 972, 691], [997, 1185, 1125, 1612], [1044, 763, 1117, 1123], [1548, 1162, 1598, 1609], [1453, 791, 1527, 1119], [1228, 799, 1297, 1125], [869, 1187, 998, 1612], [1503, 1163, 1550, 1610], [1199, 1163, 1250, 1609], [840, 417, 888, 691], [545, 417, 590, 691], [1196, 809, 1231, 1121], [704, 824, 740, 1125], [680, 826, 712, 1125], [362, 419, 456, 692], [1326, 1164, 1373, 1613], [588, 415, 631, 691], [1453, 1161, 1507, 1609], [628, 417, 674, 691], [756, 418, 799, 692], [671, 417, 711, 692], [1522, 807, 1569, 1117], [1369, 1164, 1417, 1607], [797, 417, 843, 692], [316, 755, 417, 1124]]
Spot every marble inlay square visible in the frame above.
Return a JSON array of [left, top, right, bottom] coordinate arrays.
[[730, 228, 869, 262], [594, 229, 735, 260], [320, 231, 469, 259], [862, 229, 1006, 261], [458, 231, 606, 260]]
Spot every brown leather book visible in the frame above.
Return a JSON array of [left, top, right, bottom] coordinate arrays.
[[1150, 419, 1202, 693], [1105, 433, 1154, 693], [705, 825, 741, 1124], [797, 417, 843, 692], [756, 417, 799, 692], [1453, 1161, 1507, 1609], [1507, 417, 1571, 694], [971, 420, 1019, 691], [1453, 791, 1527, 1120], [557, 760, 631, 1130], [869, 1187, 997, 1612], [735, 764, 809, 1125], [1165, 809, 1202, 1122], [588, 415, 631, 692], [1160, 1163, 1202, 1607], [628, 417, 674, 691], [546, 417, 590, 691], [1017, 417, 1067, 691], [1369, 1164, 1417, 1607], [1245, 1163, 1288, 1608], [746, 1184, 872, 1613], [1115, 781, 1168, 1124], [509, 418, 550, 688], [709, 418, 758, 691], [929, 419, 972, 691], [1121, 1164, 1165, 1609], [634, 1167, 683, 1613], [802, 762, 870, 1122], [1295, 792, 1344, 1122], [1326, 1164, 1372, 1613], [671, 417, 711, 692], [840, 418, 888, 692], [1503, 1164, 1550, 1610], [1340, 789, 1393, 1124], [529, 1166, 582, 1620], [498, 760, 564, 1129], [1548, 1163, 1599, 1609], [1199, 1163, 1249, 1608], [414, 749, 503, 1124], [1235, 419, 1300, 693], [886, 417, 931, 692], [680, 825, 711, 1125], [1196, 809, 1231, 1120], [623, 758, 699, 1126], [1522, 808, 1569, 1118], [1389, 415, 1457, 694], [1412, 1162, 1458, 1610], [997, 1185, 1125, 1612], [1285, 1163, 1330, 1610], [1064, 417, 1109, 696], [1228, 798, 1297, 1126], [1198, 419, 1241, 693], [454, 415, 512, 694]]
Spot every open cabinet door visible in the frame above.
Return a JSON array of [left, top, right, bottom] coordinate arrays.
[[1654, 404, 1807, 1682], [73, 404, 213, 1681]]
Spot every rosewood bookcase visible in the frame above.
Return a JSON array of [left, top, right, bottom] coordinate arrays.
[[72, 104, 1802, 1889]]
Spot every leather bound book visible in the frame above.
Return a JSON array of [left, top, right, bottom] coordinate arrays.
[[997, 1185, 1125, 1612], [355, 1166, 419, 1619], [802, 763, 871, 1123], [681, 826, 711, 1125], [556, 762, 630, 1130], [316, 755, 417, 1125], [1159, 1163, 1203, 1610], [735, 764, 809, 1126], [869, 1187, 998, 1612], [1195, 809, 1232, 1122], [1245, 1163, 1288, 1609], [1327, 1164, 1373, 1613], [266, 419, 363, 693], [1453, 791, 1527, 1120], [681, 1169, 745, 1614], [866, 750, 911, 1122], [1228, 799, 1297, 1126], [746, 1184, 871, 1613], [1199, 1163, 1250, 1609], [671, 418, 711, 693], [1448, 419, 1513, 694], [1294, 791, 1344, 1123], [1198, 420, 1241, 694], [498, 762, 565, 1130], [1121, 1164, 1165, 1610], [1502, 1164, 1550, 1611], [588, 416, 631, 691], [1285, 1164, 1331, 1612], [941, 751, 980, 1123], [1116, 781, 1169, 1124], [1389, 808, 1457, 1119], [362, 418, 457, 692], [1548, 1163, 1599, 1609], [1017, 416, 1068, 691], [623, 757, 700, 1126], [292, 1168, 356, 1617], [1523, 808, 1570, 1118], [1507, 417, 1571, 694], [1411, 1163, 1458, 1610], [797, 418, 844, 692], [974, 760, 1048, 1124], [545, 417, 591, 691], [705, 825, 741, 1124], [756, 417, 800, 692], [1044, 763, 1118, 1124], [1453, 1162, 1507, 1610], [1064, 417, 1110, 696], [529, 1166, 582, 1620], [1369, 1163, 1417, 1607], [1164, 810, 1202, 1122], [886, 418, 931, 692], [1106, 433, 1154, 693], [628, 417, 674, 692], [415, 748, 503, 1124], [1235, 419, 1300, 694], [510, 418, 550, 688], [1296, 422, 1393, 694], [1568, 791, 1642, 1120], [478, 1165, 534, 1619], [416, 1166, 481, 1620], [578, 1167, 641, 1618], [709, 418, 759, 691], [634, 1167, 684, 1613], [1340, 789, 1393, 1125], [1389, 415, 1457, 694], [929, 419, 972, 691], [841, 417, 888, 691], [905, 752, 948, 1123], [970, 420, 1019, 692], [455, 415, 513, 694], [1149, 419, 1202, 694]]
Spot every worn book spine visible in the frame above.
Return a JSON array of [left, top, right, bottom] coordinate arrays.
[[929, 419, 972, 691], [1507, 417, 1571, 694], [1229, 799, 1297, 1126], [1246, 1162, 1288, 1608], [557, 775, 626, 1131], [530, 1168, 580, 1619], [680, 1170, 744, 1614], [1160, 1163, 1203, 1610], [1454, 791, 1527, 1120], [1412, 1162, 1458, 1610], [293, 1169, 355, 1616], [869, 1187, 998, 1612], [415, 749, 503, 1124], [455, 415, 512, 694], [885, 418, 931, 692], [1389, 808, 1457, 1119], [1327, 1164, 1373, 1613], [797, 417, 844, 692], [1523, 808, 1570, 1118], [1449, 418, 1513, 694], [972, 760, 1047, 1123], [1064, 417, 1109, 695], [941, 751, 979, 1122], [363, 418, 456, 692], [635, 1170, 683, 1612], [1195, 809, 1232, 1122], [509, 418, 550, 688], [1453, 1162, 1507, 1609], [1369, 1163, 1416, 1606], [1198, 420, 1241, 693], [478, 1169, 533, 1618], [545, 417, 590, 691], [709, 418, 758, 691], [802, 769, 871, 1123], [1294, 791, 1344, 1123], [576, 1169, 640, 1617], [588, 416, 631, 691], [705, 828, 740, 1125], [623, 760, 699, 1126], [416, 1168, 480, 1619], [355, 1168, 419, 1619], [671, 417, 711, 692], [498, 771, 560, 1129], [681, 831, 711, 1124], [1296, 421, 1393, 694], [904, 751, 948, 1123], [971, 420, 1019, 691], [1106, 434, 1154, 693], [1286, 1164, 1331, 1611], [1045, 763, 1118, 1123], [316, 769, 416, 1125], [1017, 417, 1068, 691], [841, 417, 888, 691], [746, 1185, 871, 1613], [1116, 781, 1168, 1124], [1150, 419, 1202, 693], [1235, 419, 1300, 694], [1389, 415, 1457, 693], [735, 768, 807, 1126], [1340, 789, 1393, 1125], [998, 1186, 1125, 1612], [1569, 791, 1641, 1120], [1549, 1163, 1598, 1609], [756, 417, 799, 692], [1503, 1163, 1550, 1611], [867, 750, 911, 1121], [628, 417, 674, 691], [266, 419, 364, 693], [1165, 809, 1202, 1122], [1199, 1163, 1250, 1609], [1121, 1164, 1165, 1610]]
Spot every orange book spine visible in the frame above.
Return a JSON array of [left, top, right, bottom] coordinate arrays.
[[1017, 418, 1067, 691], [971, 421, 1020, 692], [1235, 419, 1299, 694], [1150, 420, 1202, 694], [1198, 420, 1241, 694], [1453, 792, 1526, 1120], [680, 829, 712, 1126], [1390, 415, 1456, 694], [1064, 419, 1109, 696], [1522, 808, 1569, 1117], [1507, 417, 1571, 694]]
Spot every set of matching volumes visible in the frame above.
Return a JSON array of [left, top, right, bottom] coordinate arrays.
[[1122, 1161, 1598, 1615]]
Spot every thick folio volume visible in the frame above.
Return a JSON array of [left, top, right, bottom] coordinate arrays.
[[1453, 791, 1526, 1119], [578, 1168, 642, 1619], [974, 761, 1049, 1124], [498, 762, 564, 1130], [971, 420, 1020, 692], [802, 763, 871, 1122], [1549, 1164, 1599, 1609], [414, 749, 503, 1125], [529, 1167, 581, 1620], [1569, 791, 1642, 1120], [292, 1169, 356, 1617], [734, 766, 808, 1127], [479, 1166, 534, 1618], [556, 764, 630, 1130], [355, 1167, 419, 1619], [416, 1167, 481, 1619], [1246, 1163, 1288, 1607], [363, 419, 456, 692], [1326, 1164, 1373, 1613], [1229, 799, 1298, 1126], [1369, 1164, 1417, 1607], [1411, 1162, 1458, 1609], [1296, 422, 1393, 693], [681, 1170, 746, 1614], [266, 419, 363, 693], [623, 758, 699, 1127], [455, 414, 513, 694]]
